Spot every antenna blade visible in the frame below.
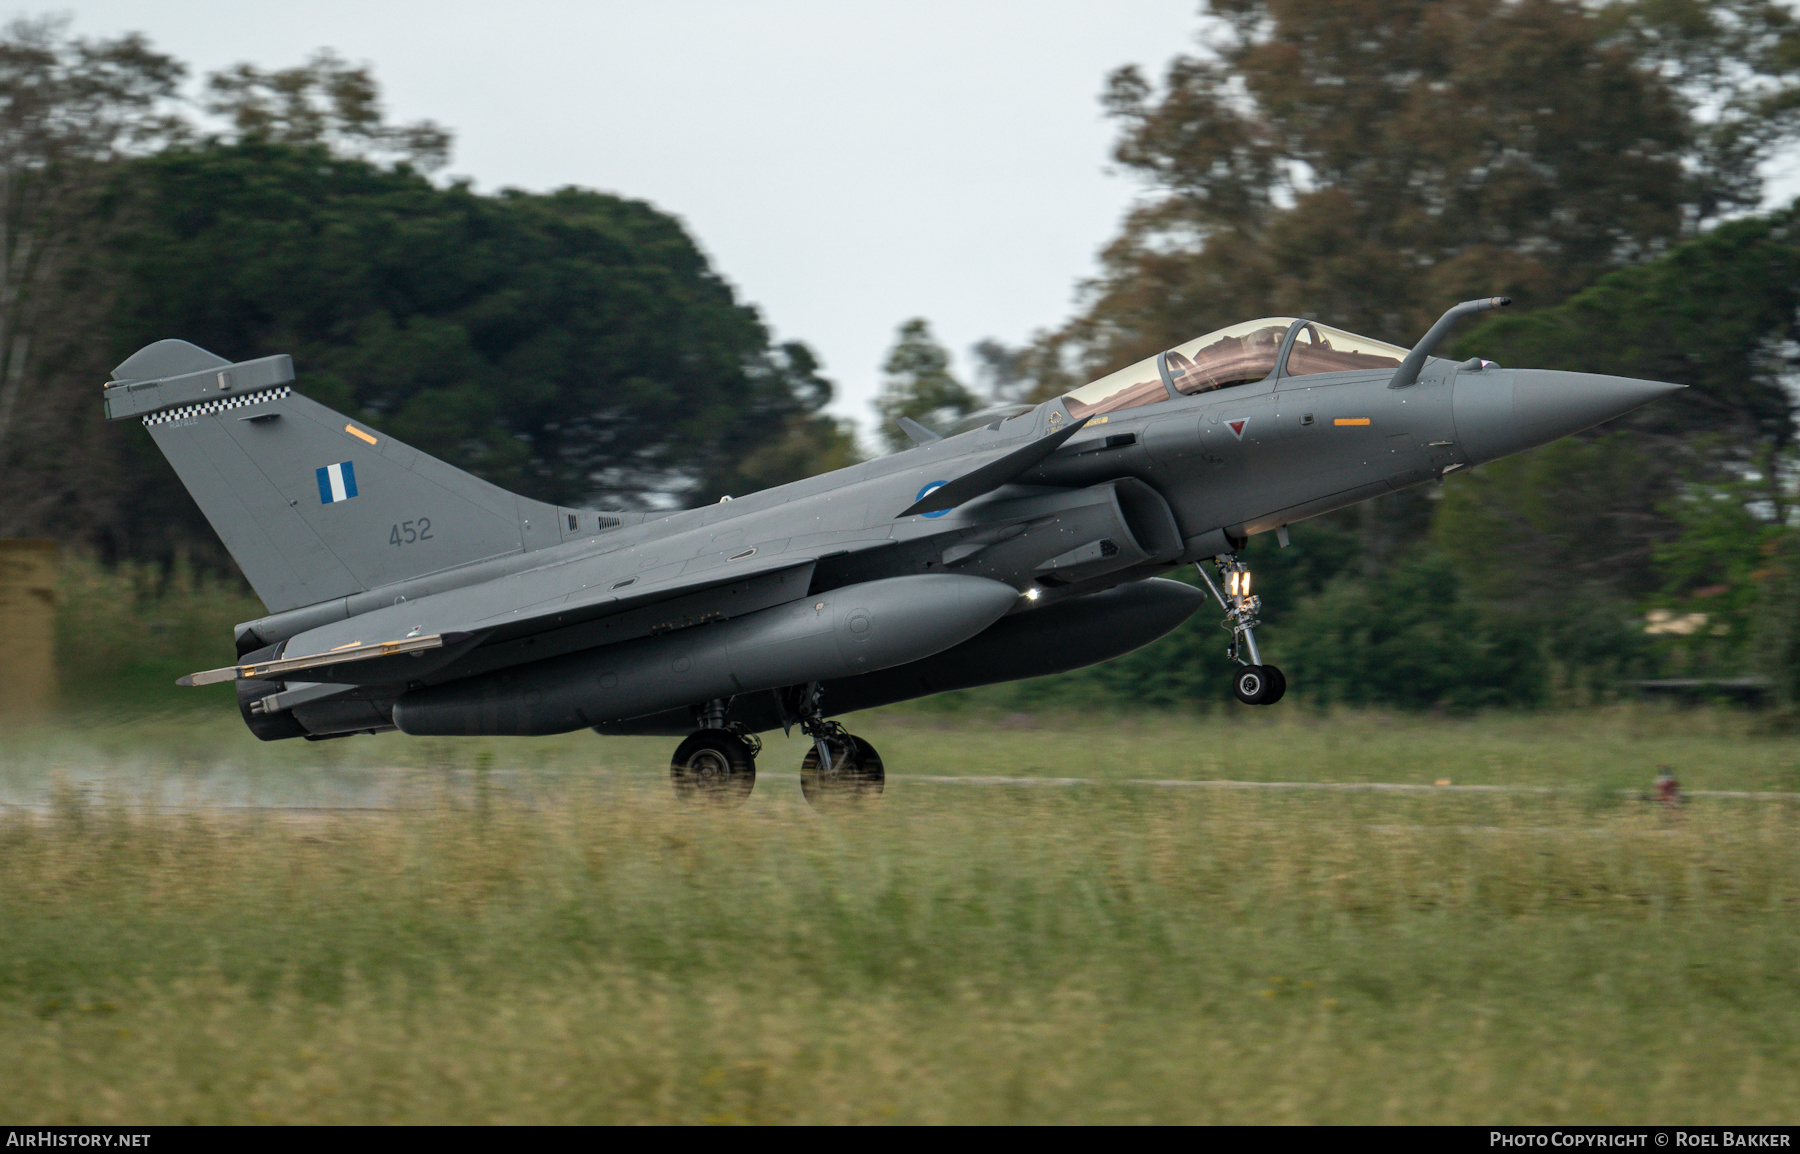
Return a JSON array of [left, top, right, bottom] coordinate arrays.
[[896, 417, 942, 445]]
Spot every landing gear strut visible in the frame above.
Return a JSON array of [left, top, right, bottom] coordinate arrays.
[[1196, 555, 1286, 705], [670, 698, 760, 805], [785, 683, 885, 808]]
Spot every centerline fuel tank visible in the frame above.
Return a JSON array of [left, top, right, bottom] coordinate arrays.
[[389, 573, 1020, 736]]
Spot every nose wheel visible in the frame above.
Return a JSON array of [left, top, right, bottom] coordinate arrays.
[[1232, 664, 1285, 705], [1198, 554, 1286, 706]]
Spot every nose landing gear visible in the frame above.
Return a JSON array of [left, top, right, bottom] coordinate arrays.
[[1198, 555, 1286, 706]]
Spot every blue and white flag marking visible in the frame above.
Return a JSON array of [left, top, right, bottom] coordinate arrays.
[[316, 461, 359, 504]]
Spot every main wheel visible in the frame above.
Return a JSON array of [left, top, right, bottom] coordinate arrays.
[[1263, 665, 1287, 705], [1233, 665, 1274, 705], [800, 734, 885, 808], [670, 729, 756, 806]]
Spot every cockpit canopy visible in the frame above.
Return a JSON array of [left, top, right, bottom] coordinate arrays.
[[1164, 318, 1292, 397], [1285, 321, 1407, 377], [1060, 317, 1409, 420]]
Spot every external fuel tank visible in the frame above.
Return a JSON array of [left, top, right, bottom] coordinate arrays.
[[390, 573, 1020, 736]]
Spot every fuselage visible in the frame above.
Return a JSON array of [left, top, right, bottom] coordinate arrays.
[[202, 314, 1677, 739], [239, 354, 1674, 653]]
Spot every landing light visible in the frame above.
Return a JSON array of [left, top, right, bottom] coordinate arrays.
[[1023, 587, 1041, 601], [1227, 571, 1252, 597]]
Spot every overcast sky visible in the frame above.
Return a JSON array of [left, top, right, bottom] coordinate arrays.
[[50, 0, 1199, 440]]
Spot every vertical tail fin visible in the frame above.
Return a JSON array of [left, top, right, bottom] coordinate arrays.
[[105, 340, 607, 614]]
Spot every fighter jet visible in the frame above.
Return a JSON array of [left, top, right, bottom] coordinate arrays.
[[104, 297, 1679, 805]]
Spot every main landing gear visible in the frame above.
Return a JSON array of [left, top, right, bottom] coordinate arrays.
[[669, 688, 885, 808], [788, 683, 884, 808], [799, 725, 885, 807], [1196, 555, 1286, 706], [670, 730, 760, 805], [669, 699, 760, 806]]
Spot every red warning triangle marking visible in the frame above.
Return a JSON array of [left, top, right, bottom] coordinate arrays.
[[1227, 419, 1248, 439]]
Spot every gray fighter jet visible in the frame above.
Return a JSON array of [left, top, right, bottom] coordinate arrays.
[[104, 297, 1679, 805]]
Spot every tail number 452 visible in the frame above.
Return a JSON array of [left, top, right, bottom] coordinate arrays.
[[389, 518, 434, 546]]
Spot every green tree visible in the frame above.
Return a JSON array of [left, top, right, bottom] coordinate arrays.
[[1439, 209, 1800, 673], [0, 18, 184, 540], [969, 337, 1032, 404], [1646, 470, 1786, 674], [1454, 210, 1800, 477], [202, 49, 451, 172], [1753, 531, 1800, 710], [1037, 0, 1734, 396], [705, 341, 861, 498], [873, 318, 979, 453], [1435, 435, 1673, 612], [1279, 550, 1545, 711], [1432, 436, 1668, 695], [112, 141, 847, 533], [1595, 0, 1800, 222]]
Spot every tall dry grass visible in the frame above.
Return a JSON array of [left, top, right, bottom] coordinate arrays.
[[2, 774, 1796, 1123]]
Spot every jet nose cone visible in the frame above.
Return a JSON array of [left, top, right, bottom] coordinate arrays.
[[1453, 368, 1683, 466], [1512, 370, 1683, 440]]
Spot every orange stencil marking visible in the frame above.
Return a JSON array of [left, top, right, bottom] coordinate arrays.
[[345, 424, 378, 445], [1333, 418, 1371, 426]]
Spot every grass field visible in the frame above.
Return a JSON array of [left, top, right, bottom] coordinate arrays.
[[2, 705, 1798, 1123]]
